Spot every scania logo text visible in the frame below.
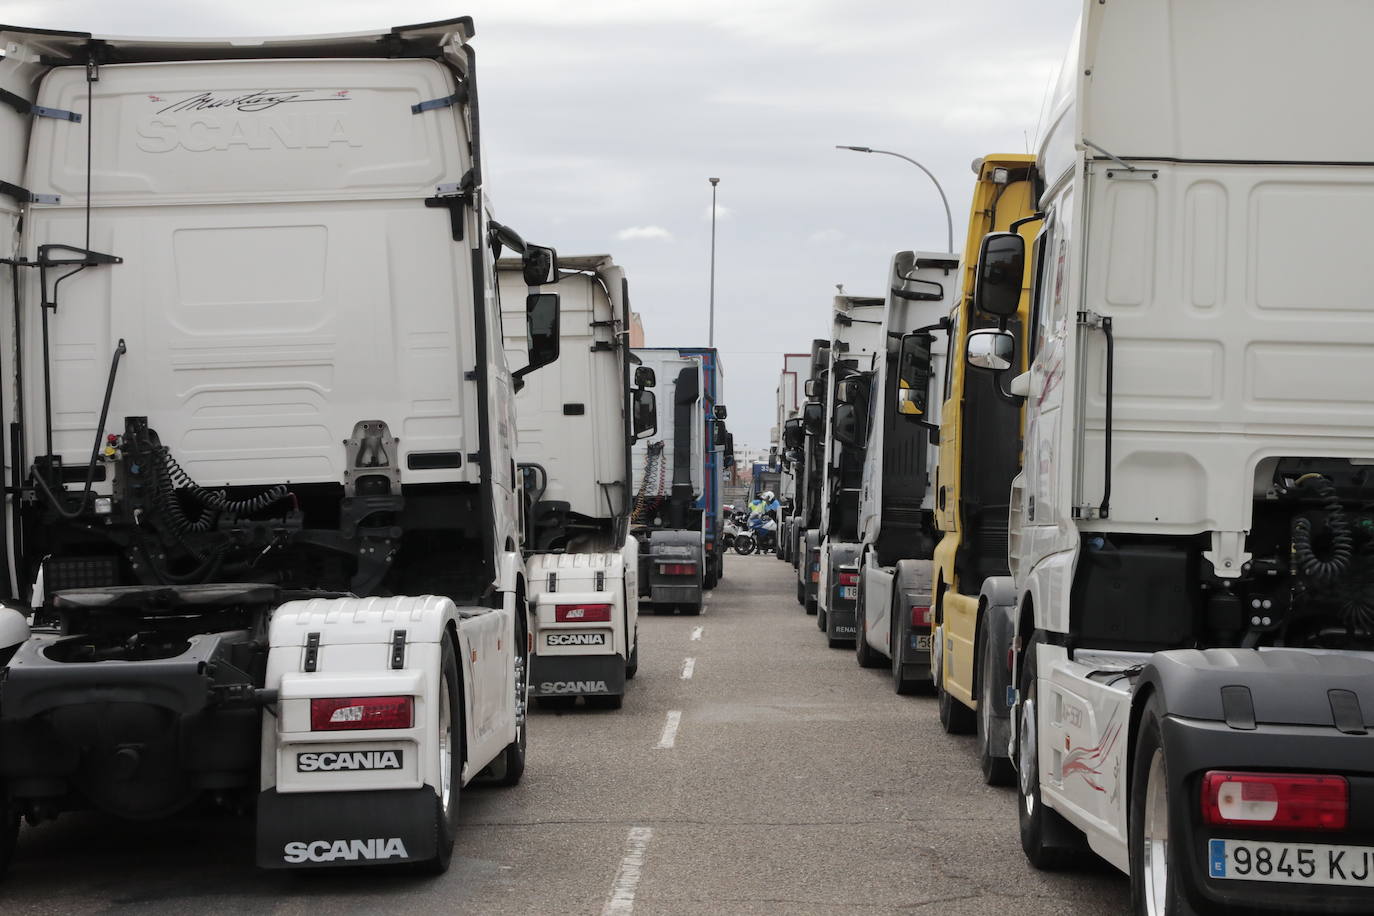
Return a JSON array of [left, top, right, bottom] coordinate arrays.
[[296, 750, 403, 772]]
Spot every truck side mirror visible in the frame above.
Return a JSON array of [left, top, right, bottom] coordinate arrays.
[[833, 403, 865, 448], [835, 377, 865, 406], [802, 401, 824, 435], [634, 366, 656, 388], [524, 293, 560, 372], [897, 333, 933, 418], [632, 388, 657, 438], [966, 328, 1016, 371], [724, 432, 735, 466], [714, 404, 728, 420], [523, 244, 559, 286], [804, 378, 820, 399], [782, 418, 804, 450], [973, 232, 1024, 318]]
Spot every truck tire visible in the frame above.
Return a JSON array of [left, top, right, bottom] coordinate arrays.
[[937, 649, 975, 735], [0, 791, 16, 877], [977, 630, 1015, 786], [489, 633, 528, 788], [855, 607, 882, 668], [890, 605, 921, 695], [1129, 694, 1198, 916], [816, 605, 826, 631], [421, 634, 462, 873], [805, 593, 817, 615], [586, 694, 624, 710], [796, 580, 805, 606], [1017, 635, 1082, 870], [626, 628, 639, 680]]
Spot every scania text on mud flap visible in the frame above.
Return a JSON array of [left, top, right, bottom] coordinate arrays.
[[0, 19, 557, 875], [973, 6, 1374, 913], [500, 255, 645, 709]]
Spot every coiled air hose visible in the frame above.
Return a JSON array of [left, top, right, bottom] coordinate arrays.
[[153, 445, 290, 533], [1291, 474, 1352, 588]]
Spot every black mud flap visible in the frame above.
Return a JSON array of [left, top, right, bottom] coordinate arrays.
[[256, 787, 437, 868], [530, 653, 626, 697]]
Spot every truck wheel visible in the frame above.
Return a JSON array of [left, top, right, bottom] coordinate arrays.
[[891, 609, 920, 695], [855, 611, 882, 668], [421, 634, 462, 872], [489, 637, 528, 788], [937, 650, 975, 734], [796, 580, 805, 606], [805, 593, 817, 615], [1130, 694, 1196, 915], [626, 629, 639, 680], [0, 792, 17, 877], [586, 694, 624, 710], [977, 630, 1014, 786], [816, 605, 826, 631], [1017, 636, 1081, 870]]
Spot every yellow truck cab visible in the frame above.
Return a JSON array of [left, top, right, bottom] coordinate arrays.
[[930, 155, 1038, 783]]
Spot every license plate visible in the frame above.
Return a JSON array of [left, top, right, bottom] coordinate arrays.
[[839, 586, 857, 599], [914, 634, 932, 650], [1209, 838, 1374, 887]]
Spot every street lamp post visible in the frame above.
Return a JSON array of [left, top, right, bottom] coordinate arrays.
[[835, 146, 953, 253], [708, 177, 719, 347]]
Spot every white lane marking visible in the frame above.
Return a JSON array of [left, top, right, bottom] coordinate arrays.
[[656, 710, 682, 749], [690, 626, 703, 641], [681, 657, 695, 679], [601, 826, 654, 916]]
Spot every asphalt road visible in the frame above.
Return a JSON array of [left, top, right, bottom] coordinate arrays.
[[3, 553, 1129, 914]]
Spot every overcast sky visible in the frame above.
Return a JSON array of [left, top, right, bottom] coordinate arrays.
[[8, 0, 1081, 455]]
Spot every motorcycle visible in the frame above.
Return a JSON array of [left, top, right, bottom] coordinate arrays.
[[733, 513, 777, 556], [722, 511, 746, 550]]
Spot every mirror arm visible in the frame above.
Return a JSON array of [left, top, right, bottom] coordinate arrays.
[[992, 369, 1026, 407], [1008, 211, 1046, 233]]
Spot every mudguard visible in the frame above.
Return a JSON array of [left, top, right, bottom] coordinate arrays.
[[526, 546, 633, 698], [892, 559, 934, 679], [644, 529, 703, 607], [257, 594, 510, 868], [976, 577, 1016, 759]]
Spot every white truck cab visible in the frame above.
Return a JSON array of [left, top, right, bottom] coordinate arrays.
[[851, 251, 957, 688], [815, 296, 886, 648], [499, 255, 652, 709], [969, 6, 1374, 914], [0, 18, 556, 873]]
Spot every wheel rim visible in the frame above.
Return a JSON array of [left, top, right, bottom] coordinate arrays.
[[980, 673, 993, 746], [1142, 747, 1170, 915], [438, 678, 454, 813], [1018, 690, 1037, 815]]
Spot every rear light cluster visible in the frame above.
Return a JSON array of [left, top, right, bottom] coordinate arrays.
[[310, 696, 414, 731], [838, 572, 859, 586], [1201, 771, 1348, 831], [658, 563, 697, 577], [555, 603, 612, 623], [911, 605, 932, 628], [810, 550, 821, 583]]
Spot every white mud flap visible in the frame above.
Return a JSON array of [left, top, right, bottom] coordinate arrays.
[[256, 594, 461, 868]]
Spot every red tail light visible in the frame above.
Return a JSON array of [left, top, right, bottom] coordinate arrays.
[[839, 572, 859, 586], [1201, 771, 1348, 831], [657, 563, 697, 577], [911, 605, 932, 628], [555, 603, 612, 622], [310, 696, 414, 731]]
